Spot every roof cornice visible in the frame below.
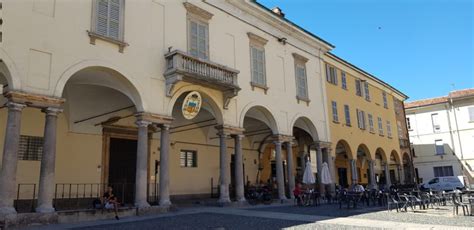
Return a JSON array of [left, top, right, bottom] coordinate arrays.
[[224, 0, 334, 52]]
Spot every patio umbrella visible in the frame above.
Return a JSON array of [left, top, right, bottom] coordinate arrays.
[[302, 161, 315, 184], [321, 162, 332, 185]]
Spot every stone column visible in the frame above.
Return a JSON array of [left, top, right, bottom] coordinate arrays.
[[315, 145, 325, 194], [350, 159, 358, 184], [135, 120, 151, 208], [368, 160, 377, 189], [274, 139, 286, 200], [384, 163, 391, 188], [233, 134, 245, 203], [286, 141, 295, 199], [326, 149, 336, 195], [0, 102, 26, 215], [36, 107, 62, 213], [218, 132, 231, 204], [159, 124, 171, 206]]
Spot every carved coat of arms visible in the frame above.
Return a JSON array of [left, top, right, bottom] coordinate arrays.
[[182, 91, 202, 120]]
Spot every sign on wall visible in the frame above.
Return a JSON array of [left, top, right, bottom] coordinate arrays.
[[182, 91, 202, 120]]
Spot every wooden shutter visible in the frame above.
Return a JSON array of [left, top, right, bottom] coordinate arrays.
[[189, 21, 198, 57], [96, 0, 109, 36], [197, 23, 208, 59], [108, 0, 121, 39], [326, 64, 331, 82]]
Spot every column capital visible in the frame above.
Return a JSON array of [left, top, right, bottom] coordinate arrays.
[[231, 134, 245, 140], [41, 107, 63, 116], [314, 141, 332, 150], [4, 91, 65, 108], [160, 123, 171, 130], [6, 101, 26, 111], [134, 112, 173, 125], [272, 134, 293, 143], [215, 124, 244, 136], [135, 120, 152, 127]]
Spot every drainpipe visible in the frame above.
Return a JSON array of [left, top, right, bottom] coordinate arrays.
[[445, 102, 457, 155], [449, 98, 463, 160]]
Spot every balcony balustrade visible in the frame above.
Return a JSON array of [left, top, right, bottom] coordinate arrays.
[[164, 50, 240, 109]]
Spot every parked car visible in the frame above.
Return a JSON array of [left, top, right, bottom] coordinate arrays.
[[420, 176, 465, 191]]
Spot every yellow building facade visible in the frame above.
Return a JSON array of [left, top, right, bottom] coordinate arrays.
[[323, 53, 410, 189]]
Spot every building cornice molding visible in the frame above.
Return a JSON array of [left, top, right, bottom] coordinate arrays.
[[223, 0, 333, 53]]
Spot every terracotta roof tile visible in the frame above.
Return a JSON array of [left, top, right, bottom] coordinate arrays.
[[405, 88, 474, 109]]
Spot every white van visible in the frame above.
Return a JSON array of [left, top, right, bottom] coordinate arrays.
[[421, 176, 465, 191]]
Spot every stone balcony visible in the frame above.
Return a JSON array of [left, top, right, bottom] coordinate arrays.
[[164, 50, 240, 109], [399, 138, 410, 149]]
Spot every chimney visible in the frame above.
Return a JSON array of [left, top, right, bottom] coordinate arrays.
[[271, 7, 285, 17]]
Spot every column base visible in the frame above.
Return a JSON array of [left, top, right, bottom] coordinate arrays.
[[233, 199, 248, 207], [35, 205, 55, 213], [0, 206, 17, 215], [217, 198, 231, 206], [279, 198, 292, 204], [159, 199, 172, 207], [134, 201, 151, 209]]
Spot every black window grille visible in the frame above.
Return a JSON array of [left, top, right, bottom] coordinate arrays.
[[18, 135, 44, 161]]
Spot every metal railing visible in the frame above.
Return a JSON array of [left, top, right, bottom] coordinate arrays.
[[15, 183, 159, 213], [164, 50, 240, 88], [15, 184, 37, 213]]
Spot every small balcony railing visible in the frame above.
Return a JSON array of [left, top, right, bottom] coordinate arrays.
[[399, 138, 410, 148], [164, 50, 240, 109]]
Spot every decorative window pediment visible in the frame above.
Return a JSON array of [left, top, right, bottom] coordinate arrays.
[[247, 32, 268, 47], [183, 2, 213, 21]]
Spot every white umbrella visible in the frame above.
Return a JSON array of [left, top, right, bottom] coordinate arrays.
[[321, 162, 332, 185], [302, 161, 315, 184]]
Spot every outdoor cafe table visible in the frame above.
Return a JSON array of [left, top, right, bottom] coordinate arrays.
[[302, 190, 320, 206], [345, 192, 363, 209]]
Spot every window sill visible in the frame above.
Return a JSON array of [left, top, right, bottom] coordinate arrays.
[[369, 131, 375, 134], [379, 134, 384, 137], [88, 31, 128, 53], [345, 123, 351, 127], [296, 96, 310, 105], [250, 82, 269, 94], [388, 136, 392, 139], [332, 120, 340, 124]]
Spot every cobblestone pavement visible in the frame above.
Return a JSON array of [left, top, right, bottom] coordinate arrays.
[[31, 203, 473, 230], [250, 203, 474, 227], [71, 212, 309, 230]]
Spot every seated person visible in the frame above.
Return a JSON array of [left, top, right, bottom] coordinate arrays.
[[102, 186, 120, 220], [293, 183, 303, 205], [351, 183, 365, 193]]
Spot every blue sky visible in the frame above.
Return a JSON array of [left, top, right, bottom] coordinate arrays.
[[258, 0, 474, 101]]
